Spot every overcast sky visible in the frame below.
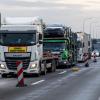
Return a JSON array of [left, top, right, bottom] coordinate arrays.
[[0, 0, 100, 38]]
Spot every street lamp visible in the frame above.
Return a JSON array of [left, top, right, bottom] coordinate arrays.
[[83, 18, 93, 33], [95, 30, 98, 39], [94, 26, 100, 39], [89, 21, 99, 38]]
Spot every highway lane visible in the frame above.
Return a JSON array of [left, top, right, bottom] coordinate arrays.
[[0, 68, 75, 100], [0, 59, 99, 100]]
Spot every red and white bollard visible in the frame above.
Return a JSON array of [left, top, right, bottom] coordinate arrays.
[[93, 53, 97, 62], [84, 53, 89, 67], [16, 61, 27, 87]]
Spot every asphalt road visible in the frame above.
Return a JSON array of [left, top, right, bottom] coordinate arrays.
[[0, 58, 100, 100]]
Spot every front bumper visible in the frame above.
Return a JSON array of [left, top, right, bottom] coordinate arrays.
[[0, 61, 40, 74], [58, 60, 70, 66]]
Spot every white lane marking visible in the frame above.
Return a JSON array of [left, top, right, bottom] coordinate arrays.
[[31, 80, 45, 86], [58, 71, 67, 75]]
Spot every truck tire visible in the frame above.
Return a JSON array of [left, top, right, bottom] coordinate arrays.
[[36, 62, 41, 77], [36, 70, 41, 77], [85, 63, 89, 67], [48, 60, 56, 72], [41, 61, 47, 75], [2, 74, 7, 78], [56, 60, 59, 68]]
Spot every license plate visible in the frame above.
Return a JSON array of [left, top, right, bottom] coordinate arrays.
[[8, 47, 27, 52], [5, 53, 30, 57]]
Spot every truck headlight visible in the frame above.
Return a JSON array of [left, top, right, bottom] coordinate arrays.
[[0, 64, 6, 69], [64, 61, 67, 64], [30, 64, 37, 69]]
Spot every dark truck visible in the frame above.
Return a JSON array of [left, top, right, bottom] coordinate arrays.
[[43, 24, 77, 68]]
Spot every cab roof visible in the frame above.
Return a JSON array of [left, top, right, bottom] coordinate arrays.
[[0, 25, 37, 33]]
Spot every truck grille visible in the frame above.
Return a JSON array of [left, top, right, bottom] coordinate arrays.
[[5, 57, 30, 70]]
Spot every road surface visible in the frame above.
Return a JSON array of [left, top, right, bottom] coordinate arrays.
[[0, 58, 100, 100]]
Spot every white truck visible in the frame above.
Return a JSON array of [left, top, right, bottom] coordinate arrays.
[[0, 17, 56, 77], [77, 32, 91, 62]]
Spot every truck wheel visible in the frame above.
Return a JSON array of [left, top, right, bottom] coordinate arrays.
[[36, 70, 41, 77], [56, 60, 59, 68], [48, 60, 56, 72], [36, 62, 41, 77], [41, 61, 47, 75], [2, 74, 7, 78], [53, 61, 56, 72], [52, 60, 56, 72], [42, 66, 47, 75], [85, 63, 89, 67]]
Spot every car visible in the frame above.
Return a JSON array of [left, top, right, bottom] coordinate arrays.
[[91, 50, 100, 57]]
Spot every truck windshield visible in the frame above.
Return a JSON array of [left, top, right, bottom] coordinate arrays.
[[44, 28, 64, 38], [0, 33, 36, 46], [77, 41, 82, 48], [43, 42, 65, 52]]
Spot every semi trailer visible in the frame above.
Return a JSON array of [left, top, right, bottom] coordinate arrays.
[[0, 17, 56, 77], [77, 32, 91, 62]]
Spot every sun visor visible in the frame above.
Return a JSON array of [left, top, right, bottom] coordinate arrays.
[[3, 17, 42, 25]]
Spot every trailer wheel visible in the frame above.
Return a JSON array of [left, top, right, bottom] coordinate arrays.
[[2, 74, 7, 78]]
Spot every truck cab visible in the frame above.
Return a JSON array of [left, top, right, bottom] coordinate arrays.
[[44, 25, 77, 67], [43, 25, 71, 67], [0, 17, 44, 77]]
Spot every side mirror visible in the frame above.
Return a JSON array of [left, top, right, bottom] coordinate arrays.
[[39, 40, 43, 44], [0, 13, 1, 27], [39, 34, 42, 40]]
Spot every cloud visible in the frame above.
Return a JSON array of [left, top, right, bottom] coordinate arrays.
[[17, 0, 95, 5], [1, 0, 100, 36], [0, 0, 87, 11], [0, 0, 100, 11], [87, 0, 100, 4]]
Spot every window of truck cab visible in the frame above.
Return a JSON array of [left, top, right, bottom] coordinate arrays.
[[0, 31, 36, 46]]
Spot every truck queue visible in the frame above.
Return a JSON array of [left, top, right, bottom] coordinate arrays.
[[0, 16, 92, 78]]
